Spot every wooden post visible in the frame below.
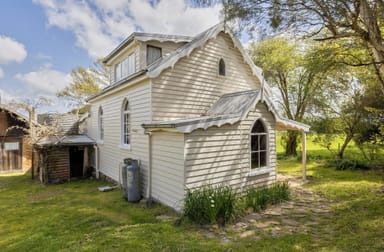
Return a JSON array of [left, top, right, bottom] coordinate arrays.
[[83, 146, 88, 177], [302, 130, 307, 181]]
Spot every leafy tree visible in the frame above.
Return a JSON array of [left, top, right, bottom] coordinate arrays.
[[249, 37, 344, 155], [57, 60, 108, 118], [222, 0, 384, 93]]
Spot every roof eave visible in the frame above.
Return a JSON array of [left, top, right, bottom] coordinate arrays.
[[86, 70, 147, 102]]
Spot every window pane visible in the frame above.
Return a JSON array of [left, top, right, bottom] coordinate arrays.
[[251, 135, 259, 150], [219, 59, 225, 76], [260, 151, 267, 167], [115, 63, 121, 81], [123, 109, 130, 145], [122, 58, 129, 77], [251, 152, 259, 169], [260, 135, 266, 150], [147, 46, 161, 65], [128, 54, 135, 75], [252, 120, 265, 133]]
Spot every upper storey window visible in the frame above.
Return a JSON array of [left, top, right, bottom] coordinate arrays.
[[114, 53, 135, 82], [147, 45, 162, 65], [219, 58, 226, 76]]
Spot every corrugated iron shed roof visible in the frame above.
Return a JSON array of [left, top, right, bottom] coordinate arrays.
[[36, 134, 95, 147]]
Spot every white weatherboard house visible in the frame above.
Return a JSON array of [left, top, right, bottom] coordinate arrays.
[[86, 23, 309, 210]]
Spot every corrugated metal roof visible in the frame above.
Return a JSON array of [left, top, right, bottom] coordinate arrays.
[[206, 89, 260, 117], [38, 113, 79, 135], [103, 32, 192, 64], [36, 134, 95, 147], [143, 89, 310, 133], [91, 23, 273, 102]]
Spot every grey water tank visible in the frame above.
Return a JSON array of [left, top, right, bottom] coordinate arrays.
[[123, 158, 140, 202]]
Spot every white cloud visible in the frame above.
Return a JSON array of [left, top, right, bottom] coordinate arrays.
[[0, 35, 27, 64], [34, 0, 221, 58], [129, 0, 221, 35], [0, 67, 3, 79], [15, 66, 71, 96], [35, 53, 52, 60], [0, 88, 22, 106]]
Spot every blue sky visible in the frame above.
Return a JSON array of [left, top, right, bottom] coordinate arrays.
[[0, 0, 222, 114]]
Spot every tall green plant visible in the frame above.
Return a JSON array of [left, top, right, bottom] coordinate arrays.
[[183, 185, 237, 226]]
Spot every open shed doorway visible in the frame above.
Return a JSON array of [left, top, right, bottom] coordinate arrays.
[[0, 141, 22, 173], [69, 146, 84, 178]]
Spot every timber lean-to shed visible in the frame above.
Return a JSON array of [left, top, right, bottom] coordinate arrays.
[[86, 23, 310, 210], [35, 113, 95, 183]]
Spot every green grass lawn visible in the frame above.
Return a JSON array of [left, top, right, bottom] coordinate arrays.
[[1, 134, 383, 251]]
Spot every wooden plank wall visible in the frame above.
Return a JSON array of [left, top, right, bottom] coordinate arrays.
[[151, 132, 185, 210], [47, 148, 70, 183], [184, 103, 277, 192], [88, 82, 151, 193], [151, 32, 261, 121]]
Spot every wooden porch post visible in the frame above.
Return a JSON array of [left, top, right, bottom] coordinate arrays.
[[302, 130, 307, 181]]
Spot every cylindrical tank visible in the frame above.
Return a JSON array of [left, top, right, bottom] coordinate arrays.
[[124, 158, 140, 202], [121, 162, 128, 199]]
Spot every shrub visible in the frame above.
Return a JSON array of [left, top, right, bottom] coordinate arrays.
[[245, 182, 290, 212], [327, 159, 370, 170], [183, 185, 237, 226]]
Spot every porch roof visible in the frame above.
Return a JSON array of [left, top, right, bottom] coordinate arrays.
[[35, 134, 96, 147], [143, 89, 310, 133]]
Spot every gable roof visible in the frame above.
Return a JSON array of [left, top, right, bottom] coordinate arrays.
[[89, 23, 272, 102], [142, 89, 310, 133], [0, 104, 30, 124], [103, 32, 193, 64], [146, 23, 271, 96]]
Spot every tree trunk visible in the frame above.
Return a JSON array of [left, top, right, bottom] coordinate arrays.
[[285, 131, 298, 156], [337, 133, 354, 159], [359, 0, 384, 93]]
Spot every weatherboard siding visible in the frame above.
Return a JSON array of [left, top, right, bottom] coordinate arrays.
[[184, 103, 276, 191], [151, 32, 261, 121], [138, 41, 187, 70], [151, 132, 185, 210], [88, 81, 151, 194]]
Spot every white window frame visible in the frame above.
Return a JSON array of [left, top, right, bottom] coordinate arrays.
[[120, 99, 131, 149], [114, 53, 135, 83], [249, 119, 270, 176], [98, 106, 104, 143]]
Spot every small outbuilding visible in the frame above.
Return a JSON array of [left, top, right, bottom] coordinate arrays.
[[35, 113, 95, 183], [0, 105, 34, 173]]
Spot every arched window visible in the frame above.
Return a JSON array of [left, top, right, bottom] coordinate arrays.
[[122, 99, 130, 145], [219, 58, 226, 76], [250, 119, 268, 169], [98, 106, 104, 141]]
